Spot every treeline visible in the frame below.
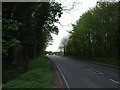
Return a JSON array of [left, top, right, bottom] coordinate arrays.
[[2, 2, 62, 83], [45, 51, 64, 55], [65, 2, 119, 58]]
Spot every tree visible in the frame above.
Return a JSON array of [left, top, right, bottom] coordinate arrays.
[[59, 37, 68, 55], [2, 2, 63, 83], [66, 2, 118, 58]]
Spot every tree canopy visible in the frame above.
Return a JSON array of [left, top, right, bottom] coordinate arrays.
[[2, 2, 62, 83], [65, 2, 119, 58]]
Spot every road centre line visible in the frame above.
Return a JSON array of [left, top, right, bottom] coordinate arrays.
[[90, 68, 104, 74], [110, 79, 120, 85]]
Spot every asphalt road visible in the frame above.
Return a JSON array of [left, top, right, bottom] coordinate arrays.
[[48, 55, 120, 88]]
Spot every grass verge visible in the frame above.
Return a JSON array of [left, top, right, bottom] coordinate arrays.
[[3, 56, 54, 88], [80, 57, 120, 66], [66, 55, 120, 67]]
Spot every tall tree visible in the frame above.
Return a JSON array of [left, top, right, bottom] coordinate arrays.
[[66, 2, 118, 58], [2, 2, 62, 83]]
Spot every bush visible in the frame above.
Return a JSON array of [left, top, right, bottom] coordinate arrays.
[[3, 56, 54, 88]]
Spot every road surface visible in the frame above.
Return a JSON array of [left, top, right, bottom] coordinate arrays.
[[48, 55, 120, 88]]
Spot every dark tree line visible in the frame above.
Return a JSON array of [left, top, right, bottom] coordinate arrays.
[[65, 2, 119, 59], [2, 2, 62, 83]]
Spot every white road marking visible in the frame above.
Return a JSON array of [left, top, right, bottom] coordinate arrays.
[[91, 68, 104, 74], [110, 79, 120, 84], [87, 68, 104, 75], [55, 63, 70, 89], [88, 68, 120, 85]]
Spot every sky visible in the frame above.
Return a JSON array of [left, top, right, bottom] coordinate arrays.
[[46, 0, 99, 52]]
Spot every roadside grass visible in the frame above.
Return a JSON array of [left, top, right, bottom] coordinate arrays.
[[54, 52, 64, 56], [80, 57, 120, 66], [3, 56, 54, 88], [66, 55, 119, 67]]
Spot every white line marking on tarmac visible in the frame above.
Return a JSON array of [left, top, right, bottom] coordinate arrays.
[[91, 68, 104, 74], [56, 63, 70, 89], [110, 79, 120, 84], [88, 68, 104, 75]]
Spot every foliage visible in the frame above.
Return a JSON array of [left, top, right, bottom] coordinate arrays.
[[45, 51, 64, 56], [59, 37, 68, 51], [65, 2, 119, 61], [2, 2, 62, 83], [53, 52, 64, 56], [2, 19, 22, 55], [59, 37, 68, 55], [80, 57, 119, 66], [3, 56, 53, 88]]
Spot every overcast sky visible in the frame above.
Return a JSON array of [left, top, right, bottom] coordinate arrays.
[[46, 0, 99, 52]]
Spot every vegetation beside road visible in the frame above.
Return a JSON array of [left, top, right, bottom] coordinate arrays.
[[80, 57, 119, 66], [45, 51, 64, 56], [66, 55, 119, 67], [3, 2, 62, 83], [3, 56, 54, 88], [59, 2, 119, 66]]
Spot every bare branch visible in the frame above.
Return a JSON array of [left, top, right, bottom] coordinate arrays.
[[62, 1, 81, 13], [57, 21, 70, 28]]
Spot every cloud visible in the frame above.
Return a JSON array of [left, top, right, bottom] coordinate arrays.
[[46, 0, 98, 52]]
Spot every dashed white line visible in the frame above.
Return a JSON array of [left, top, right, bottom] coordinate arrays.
[[110, 79, 120, 84], [88, 68, 120, 85], [92, 69, 104, 74], [88, 68, 104, 74]]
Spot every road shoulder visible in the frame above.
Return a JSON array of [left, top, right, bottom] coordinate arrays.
[[51, 61, 64, 88]]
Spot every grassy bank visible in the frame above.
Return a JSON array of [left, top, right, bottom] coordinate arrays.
[[80, 57, 120, 66], [66, 55, 119, 67], [3, 56, 54, 88]]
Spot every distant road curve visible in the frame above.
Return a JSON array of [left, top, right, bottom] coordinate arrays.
[[48, 55, 120, 88]]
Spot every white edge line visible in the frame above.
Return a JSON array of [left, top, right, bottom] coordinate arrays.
[[55, 63, 70, 88], [110, 79, 120, 85]]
